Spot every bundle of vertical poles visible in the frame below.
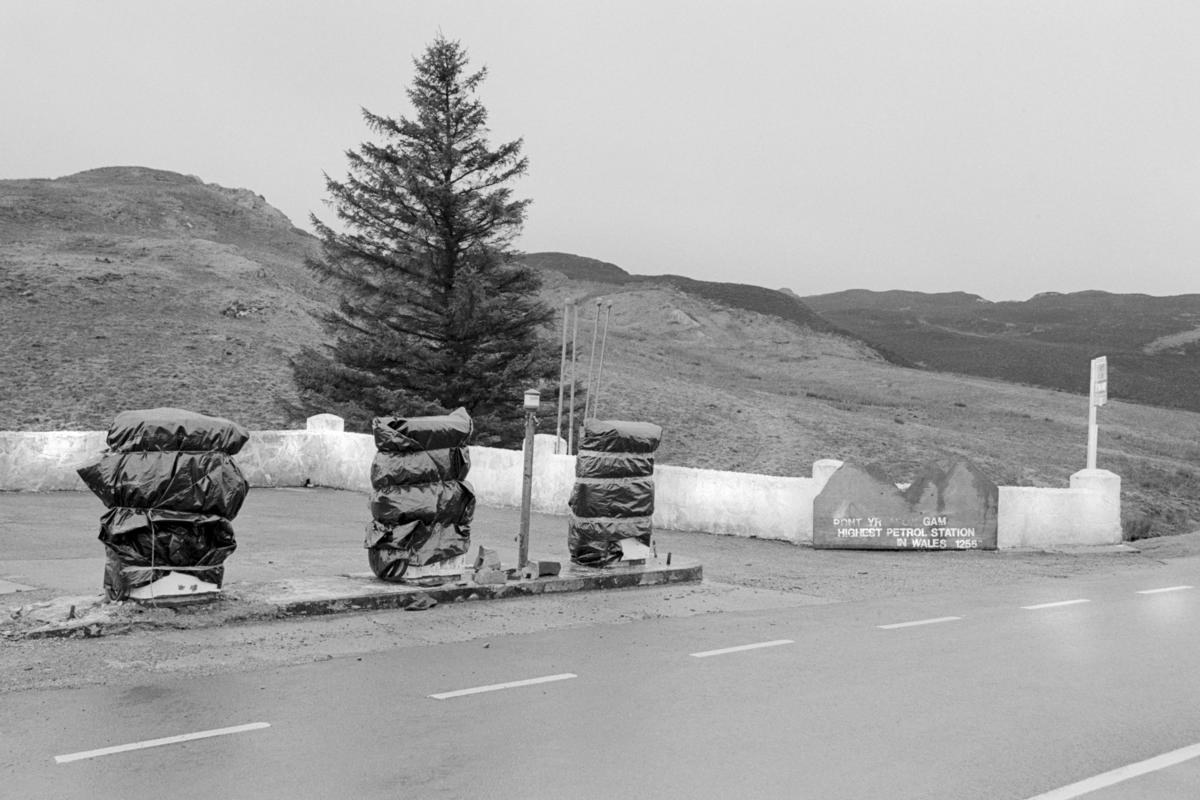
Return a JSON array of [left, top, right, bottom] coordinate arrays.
[[555, 298, 614, 455]]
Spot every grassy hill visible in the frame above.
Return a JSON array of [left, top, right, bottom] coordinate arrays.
[[3, 167, 1199, 538], [804, 289, 1200, 412], [0, 167, 328, 429]]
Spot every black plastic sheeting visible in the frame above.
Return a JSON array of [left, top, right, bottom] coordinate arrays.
[[105, 407, 250, 455], [365, 521, 474, 579], [373, 407, 473, 453], [568, 478, 655, 519], [79, 408, 248, 599], [77, 451, 248, 518], [568, 419, 663, 568], [99, 508, 237, 588], [369, 448, 470, 489], [366, 408, 475, 581], [575, 452, 655, 479], [576, 420, 662, 454], [567, 517, 654, 568], [369, 482, 476, 527]]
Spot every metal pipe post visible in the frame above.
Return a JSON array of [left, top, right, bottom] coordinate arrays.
[[518, 390, 540, 570], [592, 301, 613, 419], [567, 305, 580, 454], [555, 299, 570, 454], [584, 299, 601, 420]]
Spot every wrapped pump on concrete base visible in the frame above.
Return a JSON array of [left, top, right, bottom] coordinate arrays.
[[77, 408, 250, 601], [568, 419, 663, 567], [365, 408, 475, 582]]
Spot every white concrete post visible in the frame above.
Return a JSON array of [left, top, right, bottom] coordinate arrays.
[[1069, 469, 1122, 545], [304, 414, 346, 489], [812, 459, 845, 493], [306, 413, 345, 433]]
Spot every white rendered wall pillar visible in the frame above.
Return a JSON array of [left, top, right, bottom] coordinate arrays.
[[306, 413, 345, 433], [303, 413, 350, 489], [1069, 469, 1122, 545], [812, 459, 844, 492]]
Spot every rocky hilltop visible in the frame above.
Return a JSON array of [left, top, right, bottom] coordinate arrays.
[[0, 167, 304, 251], [0, 167, 328, 430]]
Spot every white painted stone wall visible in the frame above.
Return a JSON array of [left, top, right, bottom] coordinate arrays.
[[653, 465, 817, 542], [469, 433, 575, 511], [479, 435, 819, 543], [0, 430, 106, 491], [0, 417, 1123, 549], [998, 469, 1122, 548]]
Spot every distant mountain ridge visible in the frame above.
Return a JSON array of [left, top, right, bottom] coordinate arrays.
[[519, 251, 866, 344], [806, 289, 993, 311], [804, 288, 1200, 412]]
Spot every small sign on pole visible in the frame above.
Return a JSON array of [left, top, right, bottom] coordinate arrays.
[[1090, 356, 1108, 407], [1086, 356, 1107, 469]]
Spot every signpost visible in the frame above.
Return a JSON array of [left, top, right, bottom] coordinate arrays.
[[518, 389, 540, 570], [1087, 356, 1108, 470]]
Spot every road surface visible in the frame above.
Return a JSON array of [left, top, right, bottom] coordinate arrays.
[[4, 560, 1200, 799]]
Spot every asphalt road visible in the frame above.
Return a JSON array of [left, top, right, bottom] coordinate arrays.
[[4, 561, 1200, 799]]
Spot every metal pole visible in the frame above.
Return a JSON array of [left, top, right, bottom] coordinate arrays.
[[584, 300, 601, 421], [567, 305, 580, 455], [519, 410, 536, 569], [518, 390, 539, 571], [592, 301, 613, 419], [555, 299, 570, 454]]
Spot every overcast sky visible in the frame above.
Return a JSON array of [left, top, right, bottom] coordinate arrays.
[[3, 0, 1197, 301]]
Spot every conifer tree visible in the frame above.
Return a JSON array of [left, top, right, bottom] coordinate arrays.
[[292, 35, 555, 445]]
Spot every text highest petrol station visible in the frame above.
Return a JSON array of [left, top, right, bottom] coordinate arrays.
[[813, 460, 999, 551]]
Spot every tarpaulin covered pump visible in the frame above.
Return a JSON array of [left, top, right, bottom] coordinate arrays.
[[78, 408, 250, 601]]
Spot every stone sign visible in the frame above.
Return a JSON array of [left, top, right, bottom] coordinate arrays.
[[813, 460, 998, 550]]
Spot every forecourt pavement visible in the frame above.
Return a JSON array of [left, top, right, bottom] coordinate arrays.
[[0, 488, 700, 637], [4, 558, 1200, 799]]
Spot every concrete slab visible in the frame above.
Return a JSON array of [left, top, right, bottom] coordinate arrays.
[[0, 483, 704, 640], [3, 556, 701, 640], [0, 489, 623, 596]]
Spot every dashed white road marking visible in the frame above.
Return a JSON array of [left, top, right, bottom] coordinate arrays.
[[55, 722, 270, 764], [1024, 741, 1200, 799], [878, 616, 962, 630], [430, 673, 577, 699], [1021, 599, 1091, 611], [1137, 585, 1194, 595], [690, 639, 794, 658]]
